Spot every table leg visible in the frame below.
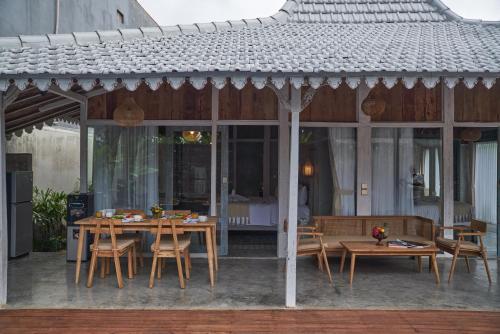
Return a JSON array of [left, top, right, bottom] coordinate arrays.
[[211, 225, 218, 271], [349, 254, 356, 285], [205, 227, 215, 287], [431, 253, 440, 284], [75, 226, 85, 284], [340, 248, 347, 273]]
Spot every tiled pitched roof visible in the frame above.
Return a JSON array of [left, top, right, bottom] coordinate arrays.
[[0, 0, 499, 81]]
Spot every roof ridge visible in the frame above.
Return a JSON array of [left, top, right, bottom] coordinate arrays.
[[0, 1, 297, 50]]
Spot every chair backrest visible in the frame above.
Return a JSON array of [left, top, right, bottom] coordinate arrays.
[[88, 220, 123, 251], [471, 219, 487, 233], [151, 219, 186, 252]]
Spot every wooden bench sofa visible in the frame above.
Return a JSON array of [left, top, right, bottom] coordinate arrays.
[[312, 216, 435, 254]]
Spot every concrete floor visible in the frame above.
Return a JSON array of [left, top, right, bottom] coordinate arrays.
[[4, 252, 500, 310]]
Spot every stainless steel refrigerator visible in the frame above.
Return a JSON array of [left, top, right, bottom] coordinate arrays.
[[7, 171, 33, 258]]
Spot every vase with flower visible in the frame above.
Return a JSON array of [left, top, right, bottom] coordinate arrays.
[[372, 224, 388, 246]]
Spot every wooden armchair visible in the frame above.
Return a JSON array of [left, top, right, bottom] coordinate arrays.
[[297, 225, 333, 283], [87, 220, 135, 288], [149, 219, 192, 289], [436, 219, 492, 284]]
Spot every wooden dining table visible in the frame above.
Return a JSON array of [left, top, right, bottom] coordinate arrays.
[[74, 216, 219, 287]]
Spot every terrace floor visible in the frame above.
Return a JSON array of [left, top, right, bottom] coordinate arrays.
[[4, 252, 500, 310]]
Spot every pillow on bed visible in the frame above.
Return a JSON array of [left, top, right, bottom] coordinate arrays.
[[298, 185, 308, 205]]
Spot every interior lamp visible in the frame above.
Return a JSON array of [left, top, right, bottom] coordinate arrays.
[[182, 130, 202, 143], [302, 160, 314, 177]]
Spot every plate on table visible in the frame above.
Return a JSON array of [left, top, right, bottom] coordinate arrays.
[[184, 218, 199, 224]]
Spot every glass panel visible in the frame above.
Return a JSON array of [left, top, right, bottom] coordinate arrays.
[[371, 128, 442, 221], [454, 128, 497, 256], [299, 127, 357, 218]]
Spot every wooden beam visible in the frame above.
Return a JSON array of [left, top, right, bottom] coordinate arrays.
[[79, 100, 88, 193], [356, 82, 371, 215], [210, 86, 218, 216], [442, 84, 454, 240], [6, 106, 80, 133], [0, 93, 8, 305], [286, 86, 301, 308], [48, 85, 86, 104]]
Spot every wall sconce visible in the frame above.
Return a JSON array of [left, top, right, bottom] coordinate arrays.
[[302, 160, 314, 177]]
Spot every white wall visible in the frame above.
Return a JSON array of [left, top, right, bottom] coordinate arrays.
[[6, 126, 81, 193]]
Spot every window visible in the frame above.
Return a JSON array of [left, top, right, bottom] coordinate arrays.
[[116, 10, 125, 24]]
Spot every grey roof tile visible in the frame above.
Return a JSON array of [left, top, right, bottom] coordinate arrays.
[[0, 0, 499, 77]]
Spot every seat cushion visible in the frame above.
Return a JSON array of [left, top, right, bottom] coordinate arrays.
[[90, 239, 134, 251], [436, 237, 481, 252], [150, 238, 191, 251], [298, 238, 323, 252]]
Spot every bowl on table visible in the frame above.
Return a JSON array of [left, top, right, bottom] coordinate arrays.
[[199, 215, 208, 222]]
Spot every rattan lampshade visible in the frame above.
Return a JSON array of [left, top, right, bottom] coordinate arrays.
[[113, 97, 144, 127], [361, 95, 386, 117], [459, 128, 482, 142]]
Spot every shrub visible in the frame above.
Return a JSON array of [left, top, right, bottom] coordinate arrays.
[[32, 187, 67, 252]]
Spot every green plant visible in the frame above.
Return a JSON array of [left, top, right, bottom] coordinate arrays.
[[32, 187, 67, 252]]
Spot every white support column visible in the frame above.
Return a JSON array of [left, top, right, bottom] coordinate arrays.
[[286, 86, 301, 308], [79, 99, 88, 194], [220, 125, 229, 256], [497, 128, 500, 257], [442, 84, 454, 239], [278, 88, 290, 259], [356, 83, 372, 215], [263, 126, 271, 197], [0, 93, 7, 305], [164, 128, 174, 210], [210, 86, 219, 216]]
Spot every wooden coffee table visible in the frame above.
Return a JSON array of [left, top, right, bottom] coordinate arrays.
[[339, 241, 440, 285]]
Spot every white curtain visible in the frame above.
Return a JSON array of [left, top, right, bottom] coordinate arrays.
[[372, 128, 414, 215], [328, 128, 356, 215], [474, 141, 497, 224], [93, 126, 159, 214]]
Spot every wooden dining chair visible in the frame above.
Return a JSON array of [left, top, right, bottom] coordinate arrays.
[[149, 218, 192, 289], [436, 219, 492, 284], [116, 209, 146, 270], [87, 220, 135, 289], [297, 226, 333, 283]]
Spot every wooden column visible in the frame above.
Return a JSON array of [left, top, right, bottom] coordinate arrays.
[[278, 88, 290, 259], [0, 92, 7, 305], [79, 99, 88, 193], [286, 86, 301, 308], [356, 83, 371, 215], [220, 125, 229, 256], [164, 128, 174, 210], [210, 86, 219, 216], [442, 84, 454, 239]]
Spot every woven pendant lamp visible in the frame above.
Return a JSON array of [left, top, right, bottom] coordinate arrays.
[[459, 128, 482, 142], [361, 93, 386, 117], [113, 97, 144, 127]]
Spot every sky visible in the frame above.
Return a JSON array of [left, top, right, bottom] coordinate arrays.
[[137, 0, 500, 26]]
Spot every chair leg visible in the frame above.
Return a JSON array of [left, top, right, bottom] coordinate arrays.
[[113, 251, 124, 288], [175, 253, 185, 289], [464, 256, 471, 273], [317, 254, 324, 271], [481, 252, 492, 284], [157, 258, 162, 279], [448, 253, 459, 283], [100, 257, 106, 278], [127, 249, 133, 279], [321, 249, 332, 283], [184, 250, 190, 280], [105, 258, 111, 275], [149, 253, 158, 288], [86, 250, 98, 288], [132, 244, 137, 275]]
